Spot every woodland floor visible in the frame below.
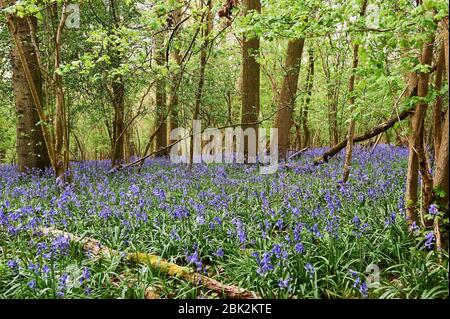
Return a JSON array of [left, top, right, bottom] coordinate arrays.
[[0, 146, 448, 299]]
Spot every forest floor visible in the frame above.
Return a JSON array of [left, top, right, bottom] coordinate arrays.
[[0, 146, 448, 299]]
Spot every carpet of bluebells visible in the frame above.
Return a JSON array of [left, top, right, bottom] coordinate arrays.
[[0, 145, 448, 299]]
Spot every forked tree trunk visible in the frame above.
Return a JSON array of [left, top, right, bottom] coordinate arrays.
[[241, 0, 261, 157], [274, 38, 305, 160]]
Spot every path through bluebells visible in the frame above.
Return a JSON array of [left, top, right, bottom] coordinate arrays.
[[0, 146, 448, 298]]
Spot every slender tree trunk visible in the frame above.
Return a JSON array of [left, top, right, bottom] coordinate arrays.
[[434, 109, 449, 206], [189, 0, 212, 165], [111, 77, 125, 165], [342, 0, 368, 183], [433, 43, 445, 161], [418, 129, 434, 227], [155, 35, 168, 156], [405, 32, 436, 226], [124, 110, 136, 162], [302, 49, 314, 149], [322, 50, 340, 147], [168, 6, 183, 140], [328, 93, 339, 146], [53, 2, 70, 181], [109, 0, 126, 166], [274, 38, 305, 160], [433, 17, 449, 212], [10, 13, 51, 171], [241, 0, 261, 157]]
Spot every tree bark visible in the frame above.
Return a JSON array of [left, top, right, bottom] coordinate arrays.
[[10, 13, 51, 171], [274, 38, 305, 160], [432, 43, 445, 160], [433, 17, 449, 211], [241, 0, 261, 157], [434, 108, 449, 208]]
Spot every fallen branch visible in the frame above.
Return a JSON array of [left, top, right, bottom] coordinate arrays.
[[39, 227, 259, 299], [287, 147, 309, 161], [313, 108, 413, 165]]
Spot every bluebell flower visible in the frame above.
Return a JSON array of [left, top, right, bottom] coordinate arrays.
[[429, 204, 439, 216], [82, 267, 90, 281], [278, 277, 290, 289], [28, 263, 39, 274], [305, 262, 315, 278], [28, 280, 36, 289], [353, 277, 361, 288], [353, 215, 361, 228], [424, 232, 435, 250], [359, 281, 368, 298], [294, 243, 304, 254], [215, 248, 224, 258], [42, 265, 50, 274], [7, 259, 18, 270], [256, 252, 273, 275]]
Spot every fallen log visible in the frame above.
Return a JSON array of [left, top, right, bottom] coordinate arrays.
[[313, 108, 412, 165], [39, 227, 259, 299]]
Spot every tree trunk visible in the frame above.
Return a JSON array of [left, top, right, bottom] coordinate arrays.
[[329, 100, 339, 146], [434, 108, 449, 208], [189, 0, 212, 165], [432, 43, 445, 160], [302, 49, 314, 149], [342, 0, 368, 183], [322, 50, 341, 147], [241, 0, 261, 157], [405, 32, 435, 226], [11, 14, 51, 172], [433, 17, 449, 212], [274, 38, 305, 160], [168, 6, 183, 142], [53, 2, 70, 181], [124, 111, 136, 162], [155, 84, 167, 156], [111, 77, 125, 165]]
